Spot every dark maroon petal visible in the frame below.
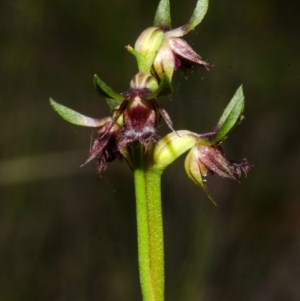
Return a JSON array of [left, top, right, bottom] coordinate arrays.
[[81, 123, 121, 168], [81, 131, 112, 167]]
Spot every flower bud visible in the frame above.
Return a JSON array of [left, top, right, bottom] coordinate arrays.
[[130, 72, 159, 93], [135, 27, 165, 56], [134, 27, 165, 72], [153, 130, 198, 170]]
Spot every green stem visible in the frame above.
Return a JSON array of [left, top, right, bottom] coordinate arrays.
[[133, 144, 164, 301], [145, 166, 164, 300]]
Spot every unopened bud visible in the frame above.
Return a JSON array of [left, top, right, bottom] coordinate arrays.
[[134, 27, 165, 58], [153, 130, 198, 170], [130, 72, 159, 92], [134, 27, 165, 72]]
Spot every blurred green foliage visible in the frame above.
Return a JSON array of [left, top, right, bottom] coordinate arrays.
[[1, 0, 300, 300]]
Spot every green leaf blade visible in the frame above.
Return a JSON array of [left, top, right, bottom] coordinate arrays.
[[153, 0, 172, 29], [213, 85, 245, 142], [49, 98, 105, 127]]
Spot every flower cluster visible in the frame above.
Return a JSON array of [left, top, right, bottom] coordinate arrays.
[[50, 0, 250, 203]]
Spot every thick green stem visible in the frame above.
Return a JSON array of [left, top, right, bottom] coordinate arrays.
[[145, 166, 164, 300], [133, 144, 164, 301]]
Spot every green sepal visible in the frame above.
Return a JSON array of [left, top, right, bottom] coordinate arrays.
[[212, 85, 245, 143], [153, 0, 172, 29], [185, 0, 209, 32], [93, 74, 125, 102], [49, 98, 106, 127], [146, 73, 173, 99], [166, 0, 209, 38], [125, 45, 145, 71], [184, 148, 216, 206], [105, 98, 122, 111]]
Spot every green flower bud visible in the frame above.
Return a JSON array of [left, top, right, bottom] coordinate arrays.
[[135, 27, 165, 55], [130, 72, 159, 92], [133, 27, 165, 72], [153, 130, 198, 170]]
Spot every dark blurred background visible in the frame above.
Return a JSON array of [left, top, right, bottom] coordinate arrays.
[[1, 0, 300, 300]]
